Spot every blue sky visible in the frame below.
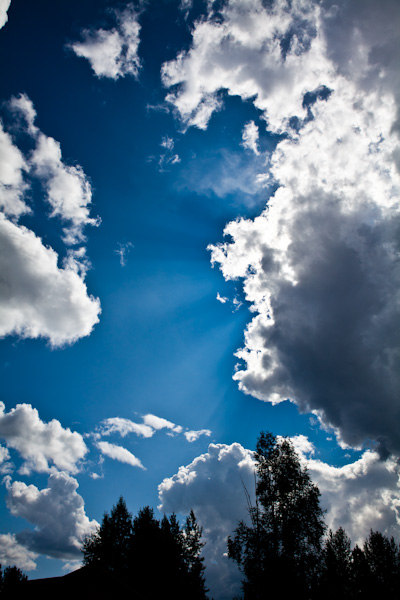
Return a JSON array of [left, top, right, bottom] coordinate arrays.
[[0, 0, 399, 597]]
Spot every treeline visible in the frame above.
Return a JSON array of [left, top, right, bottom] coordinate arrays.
[[0, 565, 27, 596], [228, 431, 400, 599], [3, 431, 400, 599], [82, 500, 208, 599]]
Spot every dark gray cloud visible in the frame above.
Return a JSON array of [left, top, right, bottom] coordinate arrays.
[[164, 0, 400, 454]]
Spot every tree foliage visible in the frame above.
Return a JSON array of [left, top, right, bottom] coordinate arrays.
[[228, 431, 400, 599], [82, 498, 207, 599], [0, 564, 27, 596], [228, 431, 326, 599]]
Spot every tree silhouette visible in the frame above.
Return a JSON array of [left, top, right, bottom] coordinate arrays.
[[228, 432, 325, 599], [82, 496, 132, 579], [320, 527, 352, 598], [82, 499, 207, 599], [0, 564, 27, 596], [363, 530, 400, 595]]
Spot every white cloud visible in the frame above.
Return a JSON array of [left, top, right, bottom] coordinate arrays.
[[165, 0, 400, 454], [70, 4, 141, 80], [184, 429, 212, 442], [216, 293, 228, 304], [5, 472, 98, 560], [0, 215, 101, 347], [158, 442, 255, 600], [96, 441, 145, 470], [0, 533, 37, 571], [143, 413, 183, 434], [159, 437, 400, 598], [162, 0, 332, 132], [99, 417, 155, 439], [0, 95, 101, 347], [115, 241, 134, 267], [11, 94, 99, 245], [241, 121, 260, 155], [292, 440, 400, 547], [0, 0, 11, 30], [0, 444, 12, 474], [0, 121, 29, 217], [0, 403, 88, 474]]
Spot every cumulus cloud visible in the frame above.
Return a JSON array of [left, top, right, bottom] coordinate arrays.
[[0, 121, 29, 217], [159, 442, 255, 600], [96, 441, 145, 469], [159, 438, 400, 597], [0, 95, 101, 346], [0, 533, 38, 571], [0, 0, 11, 30], [11, 94, 99, 245], [163, 0, 400, 454], [0, 216, 101, 346], [290, 438, 400, 547], [70, 4, 141, 80], [5, 472, 98, 559], [0, 403, 88, 474]]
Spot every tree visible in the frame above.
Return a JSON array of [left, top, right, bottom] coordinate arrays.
[[362, 530, 400, 596], [181, 510, 208, 599], [319, 527, 352, 598], [82, 496, 133, 578], [82, 499, 208, 599], [228, 431, 325, 599], [0, 564, 27, 596]]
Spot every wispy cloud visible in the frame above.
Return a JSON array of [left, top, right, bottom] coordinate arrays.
[[115, 242, 134, 267], [96, 441, 145, 470]]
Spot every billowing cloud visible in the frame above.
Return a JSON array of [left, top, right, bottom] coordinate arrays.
[[0, 216, 101, 346], [96, 441, 145, 469], [163, 0, 400, 454], [0, 121, 29, 217], [0, 0, 11, 30], [5, 472, 98, 560], [306, 450, 400, 547], [0, 533, 38, 571], [70, 4, 141, 80], [0, 403, 88, 474], [159, 438, 400, 598], [158, 442, 255, 600], [0, 95, 101, 347]]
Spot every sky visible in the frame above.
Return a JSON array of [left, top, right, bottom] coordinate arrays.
[[0, 0, 399, 597]]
